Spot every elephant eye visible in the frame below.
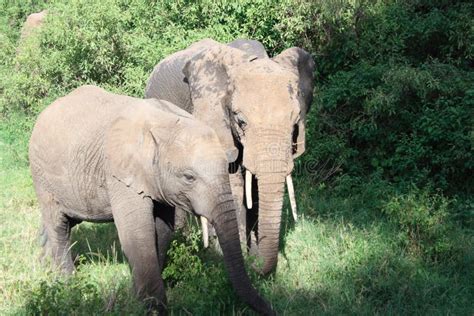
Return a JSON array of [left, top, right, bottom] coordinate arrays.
[[183, 171, 196, 183]]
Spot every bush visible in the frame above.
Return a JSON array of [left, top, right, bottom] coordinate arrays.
[[382, 188, 463, 262], [23, 273, 143, 315], [2, 0, 472, 197], [162, 226, 205, 284], [162, 224, 248, 314], [1, 1, 473, 314], [301, 1, 473, 195]]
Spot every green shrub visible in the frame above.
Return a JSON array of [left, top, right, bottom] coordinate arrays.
[[0, 0, 49, 40], [382, 188, 465, 262], [1, 1, 473, 313], [162, 226, 205, 284], [2, 0, 471, 196], [302, 1, 472, 198], [162, 223, 249, 314], [23, 273, 144, 315]]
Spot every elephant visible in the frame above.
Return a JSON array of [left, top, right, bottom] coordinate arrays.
[[145, 38, 315, 274], [17, 10, 48, 56], [29, 85, 274, 315], [20, 10, 48, 41]]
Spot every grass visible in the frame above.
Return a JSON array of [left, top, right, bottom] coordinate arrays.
[[0, 1, 473, 314], [1, 119, 473, 314]]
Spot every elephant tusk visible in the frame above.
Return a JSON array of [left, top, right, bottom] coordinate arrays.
[[245, 170, 253, 209], [286, 174, 297, 221], [200, 217, 209, 248]]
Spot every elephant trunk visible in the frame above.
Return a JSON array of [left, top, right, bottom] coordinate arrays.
[[255, 169, 286, 275], [246, 128, 292, 275], [211, 194, 275, 315]]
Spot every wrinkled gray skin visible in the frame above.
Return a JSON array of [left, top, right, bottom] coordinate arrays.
[[29, 85, 274, 315], [145, 38, 315, 274]]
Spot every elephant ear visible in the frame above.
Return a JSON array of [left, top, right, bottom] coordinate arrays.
[[182, 44, 257, 163], [273, 47, 315, 158], [105, 109, 175, 199]]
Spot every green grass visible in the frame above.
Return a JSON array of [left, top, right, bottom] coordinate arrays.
[[1, 122, 472, 314], [1, 0, 473, 314]]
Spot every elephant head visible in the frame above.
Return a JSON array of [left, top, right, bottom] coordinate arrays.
[[182, 44, 315, 274], [105, 100, 274, 314]]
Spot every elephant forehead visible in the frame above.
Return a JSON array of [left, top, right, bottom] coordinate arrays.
[[232, 75, 300, 112], [165, 137, 227, 173], [237, 73, 298, 93], [238, 58, 294, 74], [232, 62, 299, 96], [174, 125, 222, 149]]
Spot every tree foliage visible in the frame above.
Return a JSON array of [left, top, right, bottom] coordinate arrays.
[[1, 0, 471, 195], [0, 1, 472, 314]]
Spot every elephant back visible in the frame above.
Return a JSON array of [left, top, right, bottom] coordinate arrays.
[[227, 39, 269, 59], [29, 85, 134, 210], [145, 39, 219, 113]]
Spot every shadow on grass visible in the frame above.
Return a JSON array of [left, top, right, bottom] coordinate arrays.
[[266, 260, 473, 315], [17, 207, 473, 315], [18, 238, 474, 316], [71, 222, 125, 265], [272, 175, 474, 315], [277, 199, 297, 265], [19, 175, 471, 315], [274, 220, 473, 315]]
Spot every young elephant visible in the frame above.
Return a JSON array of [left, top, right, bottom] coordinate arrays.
[[29, 85, 274, 315]]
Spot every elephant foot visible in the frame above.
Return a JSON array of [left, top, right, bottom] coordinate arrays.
[[40, 232, 75, 274], [39, 213, 76, 274], [144, 297, 167, 315]]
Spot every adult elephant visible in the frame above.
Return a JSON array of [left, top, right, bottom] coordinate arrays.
[[145, 38, 315, 274], [29, 85, 274, 315]]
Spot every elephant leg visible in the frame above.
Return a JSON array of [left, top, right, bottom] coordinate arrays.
[[229, 167, 247, 246], [108, 180, 166, 312], [154, 203, 175, 271], [37, 190, 76, 274]]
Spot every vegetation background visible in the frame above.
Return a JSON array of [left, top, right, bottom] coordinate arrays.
[[0, 0, 472, 314]]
